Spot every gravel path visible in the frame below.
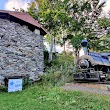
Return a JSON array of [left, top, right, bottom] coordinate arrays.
[[61, 83, 110, 95]]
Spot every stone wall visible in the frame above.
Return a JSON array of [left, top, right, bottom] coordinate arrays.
[[0, 19, 44, 85]]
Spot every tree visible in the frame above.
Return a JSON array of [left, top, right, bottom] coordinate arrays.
[[97, 16, 110, 51], [28, 0, 70, 61], [28, 0, 107, 64], [64, 0, 107, 60]]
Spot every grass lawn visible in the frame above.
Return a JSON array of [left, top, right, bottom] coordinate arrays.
[[0, 83, 110, 110]]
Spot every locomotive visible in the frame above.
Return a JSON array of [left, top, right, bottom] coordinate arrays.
[[73, 39, 110, 81]]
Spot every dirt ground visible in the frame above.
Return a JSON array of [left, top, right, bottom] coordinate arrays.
[[61, 83, 110, 95]]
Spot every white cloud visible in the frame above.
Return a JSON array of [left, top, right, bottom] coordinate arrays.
[[102, 0, 110, 13], [4, 0, 31, 11]]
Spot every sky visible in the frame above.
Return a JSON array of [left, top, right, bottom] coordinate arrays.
[[0, 0, 31, 11], [0, 0, 110, 13]]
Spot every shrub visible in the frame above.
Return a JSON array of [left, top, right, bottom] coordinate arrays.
[[42, 54, 74, 86], [44, 51, 58, 68]]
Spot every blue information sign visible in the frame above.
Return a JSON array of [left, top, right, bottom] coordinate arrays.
[[8, 79, 23, 92]]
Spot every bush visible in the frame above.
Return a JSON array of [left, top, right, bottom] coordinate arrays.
[[44, 51, 58, 68], [42, 54, 74, 86]]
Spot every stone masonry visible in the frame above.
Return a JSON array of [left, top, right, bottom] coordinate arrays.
[[0, 19, 44, 85]]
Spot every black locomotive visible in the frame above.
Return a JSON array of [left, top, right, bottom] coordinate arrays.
[[73, 39, 110, 81]]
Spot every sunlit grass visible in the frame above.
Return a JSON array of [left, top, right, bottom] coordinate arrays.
[[0, 83, 110, 110]]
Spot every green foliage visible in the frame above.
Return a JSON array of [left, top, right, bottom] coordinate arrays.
[[42, 54, 74, 86], [99, 34, 110, 51], [28, 1, 38, 19], [44, 51, 58, 67], [0, 86, 7, 92], [28, 0, 71, 61], [44, 50, 49, 66], [98, 18, 110, 29], [97, 17, 110, 51], [28, 0, 106, 52], [0, 84, 110, 110], [28, 0, 70, 34], [22, 77, 30, 89], [67, 33, 84, 51], [65, 0, 104, 52]]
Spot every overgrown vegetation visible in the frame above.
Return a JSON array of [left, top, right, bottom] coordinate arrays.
[[0, 83, 110, 110], [43, 52, 74, 86]]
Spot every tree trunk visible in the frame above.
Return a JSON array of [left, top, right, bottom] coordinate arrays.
[[53, 36, 56, 52], [49, 33, 53, 62], [73, 48, 79, 74], [63, 41, 66, 54], [62, 29, 66, 54], [73, 48, 78, 65]]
